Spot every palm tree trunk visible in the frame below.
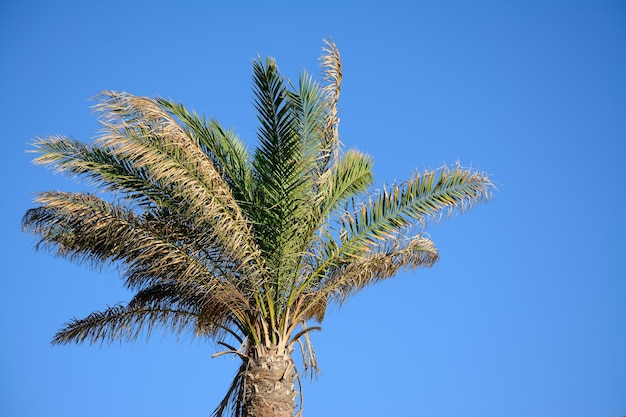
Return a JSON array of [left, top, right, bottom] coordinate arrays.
[[242, 345, 297, 417]]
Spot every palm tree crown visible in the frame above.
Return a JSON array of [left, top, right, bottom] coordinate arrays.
[[22, 40, 494, 417]]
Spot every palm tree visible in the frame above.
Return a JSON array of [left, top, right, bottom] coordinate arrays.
[[22, 40, 494, 417]]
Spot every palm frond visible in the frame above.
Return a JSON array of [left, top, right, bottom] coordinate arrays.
[[288, 72, 326, 153], [30, 135, 179, 210], [131, 283, 250, 340], [293, 165, 491, 307], [340, 165, 492, 255], [155, 98, 254, 204], [320, 38, 342, 163], [212, 363, 246, 417], [250, 57, 320, 290], [21, 191, 220, 291], [321, 235, 438, 307], [284, 149, 373, 305], [196, 283, 255, 340], [94, 92, 264, 280], [251, 57, 299, 187], [52, 303, 199, 345], [318, 149, 373, 218]]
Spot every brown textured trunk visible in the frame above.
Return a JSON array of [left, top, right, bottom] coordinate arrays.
[[242, 345, 297, 417]]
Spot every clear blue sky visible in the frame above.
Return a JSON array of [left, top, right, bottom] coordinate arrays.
[[1, 1, 625, 416]]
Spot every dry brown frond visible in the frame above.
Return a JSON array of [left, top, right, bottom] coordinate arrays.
[[24, 192, 217, 291], [196, 282, 253, 337], [297, 291, 328, 323], [299, 235, 439, 317], [93, 91, 265, 283], [320, 38, 343, 160]]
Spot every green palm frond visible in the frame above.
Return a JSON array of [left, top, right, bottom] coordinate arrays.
[[340, 165, 492, 254], [250, 57, 325, 295], [292, 165, 491, 307], [289, 72, 326, 153], [318, 149, 374, 218], [285, 149, 373, 305], [250, 57, 297, 255]]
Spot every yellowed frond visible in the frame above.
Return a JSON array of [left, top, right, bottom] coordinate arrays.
[[320, 38, 343, 160], [93, 91, 265, 284]]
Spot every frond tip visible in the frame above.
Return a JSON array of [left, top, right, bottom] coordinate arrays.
[[408, 164, 494, 221]]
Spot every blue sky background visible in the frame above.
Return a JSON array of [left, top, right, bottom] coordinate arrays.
[[1, 1, 625, 416]]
